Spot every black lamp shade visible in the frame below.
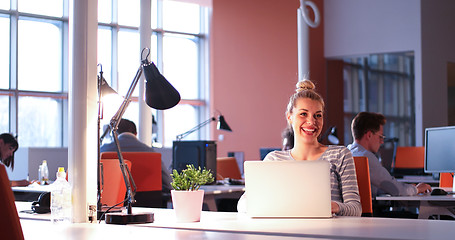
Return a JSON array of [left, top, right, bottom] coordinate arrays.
[[143, 62, 181, 110], [217, 115, 232, 132]]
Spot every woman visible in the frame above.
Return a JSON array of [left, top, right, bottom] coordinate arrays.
[[0, 133, 28, 187], [0, 133, 19, 170], [239, 80, 361, 216]]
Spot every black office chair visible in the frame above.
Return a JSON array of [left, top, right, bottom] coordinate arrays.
[[378, 137, 398, 173]]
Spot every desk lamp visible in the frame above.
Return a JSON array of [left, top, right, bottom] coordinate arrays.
[[175, 113, 232, 141], [103, 48, 180, 224], [97, 64, 119, 221], [319, 126, 339, 145]]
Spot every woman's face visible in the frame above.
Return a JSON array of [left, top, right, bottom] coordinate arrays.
[[0, 140, 16, 161], [287, 98, 324, 144]]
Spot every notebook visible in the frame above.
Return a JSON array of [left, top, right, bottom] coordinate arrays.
[[244, 160, 332, 218]]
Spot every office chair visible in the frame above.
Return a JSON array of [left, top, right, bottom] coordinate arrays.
[[353, 156, 373, 217], [216, 157, 242, 180], [101, 152, 163, 207], [392, 146, 425, 176], [0, 164, 25, 240], [100, 159, 132, 207], [439, 173, 454, 188]]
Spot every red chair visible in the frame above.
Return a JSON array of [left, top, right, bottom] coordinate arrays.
[[216, 157, 242, 180], [439, 173, 454, 188], [392, 146, 425, 175], [101, 152, 163, 207], [99, 159, 132, 207], [0, 164, 24, 240], [353, 156, 373, 217]]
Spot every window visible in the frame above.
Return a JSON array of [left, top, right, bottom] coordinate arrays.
[[3, 0, 210, 148], [1, 0, 68, 147], [343, 52, 415, 146], [98, 0, 210, 147]]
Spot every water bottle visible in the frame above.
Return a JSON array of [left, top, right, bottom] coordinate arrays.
[[39, 160, 49, 185], [51, 167, 72, 224]]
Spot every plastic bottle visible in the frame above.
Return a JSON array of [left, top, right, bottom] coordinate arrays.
[[39, 160, 49, 185], [51, 167, 72, 224]]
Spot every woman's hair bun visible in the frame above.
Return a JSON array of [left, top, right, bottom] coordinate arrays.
[[295, 79, 315, 93]]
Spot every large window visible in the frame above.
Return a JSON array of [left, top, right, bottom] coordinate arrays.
[[2, 0, 210, 148], [0, 0, 68, 147], [98, 0, 210, 147], [343, 52, 415, 146]]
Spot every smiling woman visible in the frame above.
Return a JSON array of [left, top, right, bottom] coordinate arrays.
[[238, 79, 362, 217]]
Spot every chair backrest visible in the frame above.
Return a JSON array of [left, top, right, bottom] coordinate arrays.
[[0, 164, 24, 240], [216, 157, 242, 180], [392, 146, 425, 175], [353, 156, 373, 217], [100, 159, 132, 207], [394, 146, 425, 169], [101, 152, 162, 192], [439, 173, 454, 188]]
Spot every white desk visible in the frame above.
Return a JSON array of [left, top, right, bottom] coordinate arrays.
[[17, 204, 455, 240], [375, 189, 455, 219], [20, 219, 313, 240]]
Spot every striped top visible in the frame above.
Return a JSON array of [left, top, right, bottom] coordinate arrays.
[[264, 146, 362, 216]]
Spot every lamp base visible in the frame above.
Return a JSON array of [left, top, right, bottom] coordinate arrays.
[[105, 212, 154, 224]]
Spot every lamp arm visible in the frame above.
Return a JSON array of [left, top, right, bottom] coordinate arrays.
[[176, 117, 216, 141], [109, 65, 143, 130], [107, 64, 144, 214], [111, 129, 136, 214]]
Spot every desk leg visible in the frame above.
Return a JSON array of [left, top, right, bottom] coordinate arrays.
[[203, 195, 218, 211], [418, 201, 455, 219]]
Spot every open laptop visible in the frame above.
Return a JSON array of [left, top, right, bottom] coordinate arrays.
[[244, 160, 332, 218]]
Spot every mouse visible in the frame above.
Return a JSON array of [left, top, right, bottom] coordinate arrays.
[[430, 188, 448, 196]]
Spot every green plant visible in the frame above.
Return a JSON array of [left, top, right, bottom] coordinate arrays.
[[170, 165, 214, 191]]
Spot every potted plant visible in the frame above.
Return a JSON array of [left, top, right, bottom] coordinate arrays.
[[170, 165, 214, 222]]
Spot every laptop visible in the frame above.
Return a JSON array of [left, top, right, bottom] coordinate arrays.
[[244, 160, 332, 218]]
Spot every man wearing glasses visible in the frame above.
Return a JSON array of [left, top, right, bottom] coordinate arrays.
[[347, 112, 431, 197]]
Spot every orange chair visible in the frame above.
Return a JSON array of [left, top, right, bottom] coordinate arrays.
[[439, 173, 454, 188], [101, 152, 163, 207], [99, 159, 132, 207], [216, 157, 242, 180], [392, 146, 425, 175], [0, 164, 24, 240], [353, 156, 373, 217], [101, 152, 162, 191]]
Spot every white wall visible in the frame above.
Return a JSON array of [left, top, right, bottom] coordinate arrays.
[[324, 0, 421, 58], [324, 0, 455, 145], [420, 0, 455, 139]]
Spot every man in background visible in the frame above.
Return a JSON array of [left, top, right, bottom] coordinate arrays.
[[101, 118, 172, 193], [347, 112, 431, 197]]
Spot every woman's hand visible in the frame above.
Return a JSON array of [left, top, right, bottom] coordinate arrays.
[[10, 179, 30, 187], [331, 201, 340, 214]]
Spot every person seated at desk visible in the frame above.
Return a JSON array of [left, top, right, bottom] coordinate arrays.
[[100, 118, 172, 193], [238, 79, 361, 216], [0, 133, 29, 187], [347, 112, 432, 197]]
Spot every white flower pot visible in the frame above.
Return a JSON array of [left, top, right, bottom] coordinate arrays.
[[171, 189, 205, 222]]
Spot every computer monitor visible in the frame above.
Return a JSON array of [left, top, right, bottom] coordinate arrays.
[[424, 126, 455, 173], [172, 141, 217, 181]]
